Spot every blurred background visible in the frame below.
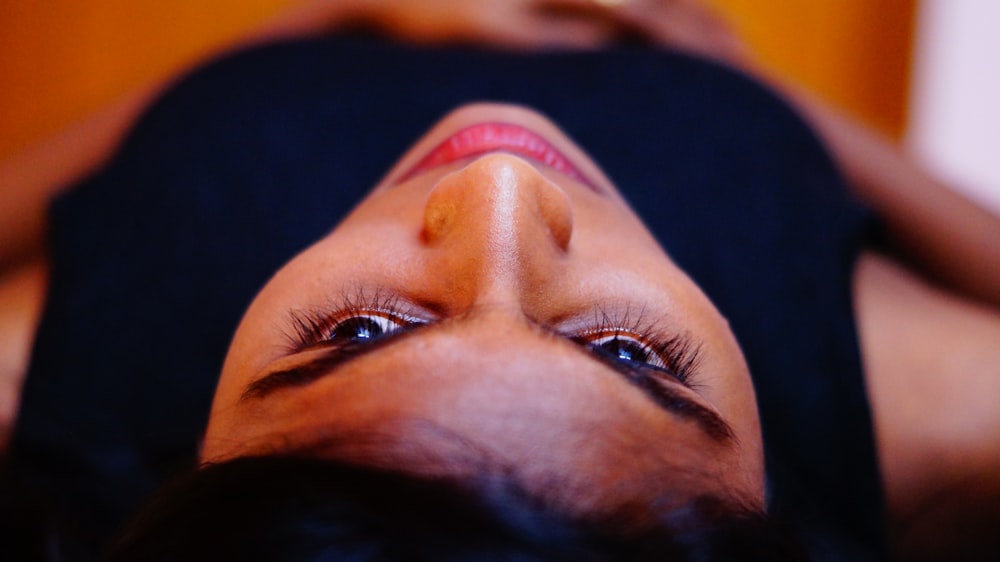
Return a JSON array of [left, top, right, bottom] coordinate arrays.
[[0, 0, 996, 213]]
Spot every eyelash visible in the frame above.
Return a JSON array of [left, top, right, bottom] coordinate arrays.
[[283, 292, 702, 386], [283, 290, 425, 352], [568, 306, 702, 386]]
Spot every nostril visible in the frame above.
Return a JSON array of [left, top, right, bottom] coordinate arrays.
[[536, 182, 573, 252], [422, 197, 457, 244]]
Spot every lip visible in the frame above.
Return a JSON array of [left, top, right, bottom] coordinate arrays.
[[397, 122, 600, 192]]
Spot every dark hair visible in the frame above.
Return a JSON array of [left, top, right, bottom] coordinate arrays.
[[102, 456, 809, 562]]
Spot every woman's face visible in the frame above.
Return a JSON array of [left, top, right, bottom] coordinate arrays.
[[203, 103, 765, 523]]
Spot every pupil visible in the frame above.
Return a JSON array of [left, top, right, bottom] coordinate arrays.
[[602, 338, 647, 363], [333, 317, 384, 341]]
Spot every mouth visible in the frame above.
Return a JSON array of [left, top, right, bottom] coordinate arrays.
[[398, 122, 599, 192]]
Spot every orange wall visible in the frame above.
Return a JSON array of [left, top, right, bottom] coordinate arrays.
[[709, 0, 916, 138], [0, 0, 289, 158], [0, 0, 915, 160]]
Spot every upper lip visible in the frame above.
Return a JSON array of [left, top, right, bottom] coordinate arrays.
[[397, 122, 600, 192]]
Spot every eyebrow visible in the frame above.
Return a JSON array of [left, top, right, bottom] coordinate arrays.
[[241, 322, 736, 443]]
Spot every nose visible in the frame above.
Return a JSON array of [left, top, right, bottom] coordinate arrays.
[[421, 154, 574, 307]]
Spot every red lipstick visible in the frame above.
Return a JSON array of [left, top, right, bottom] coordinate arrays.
[[398, 122, 598, 191]]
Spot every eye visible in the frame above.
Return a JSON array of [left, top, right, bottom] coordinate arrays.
[[327, 313, 408, 344], [585, 332, 670, 371]]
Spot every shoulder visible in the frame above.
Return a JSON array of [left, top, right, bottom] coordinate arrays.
[[854, 251, 1000, 557], [0, 259, 48, 451]]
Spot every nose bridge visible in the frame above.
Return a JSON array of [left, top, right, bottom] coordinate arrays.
[[421, 155, 573, 306]]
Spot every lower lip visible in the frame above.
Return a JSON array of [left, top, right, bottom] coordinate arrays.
[[398, 122, 598, 191]]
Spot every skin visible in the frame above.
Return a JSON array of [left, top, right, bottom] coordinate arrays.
[[202, 103, 766, 523]]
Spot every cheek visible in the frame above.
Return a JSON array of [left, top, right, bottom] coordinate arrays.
[[710, 362, 765, 501], [309, 218, 436, 285], [574, 200, 661, 246]]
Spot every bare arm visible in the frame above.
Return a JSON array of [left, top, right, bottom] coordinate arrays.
[[856, 252, 1000, 561], [782, 86, 1000, 308]]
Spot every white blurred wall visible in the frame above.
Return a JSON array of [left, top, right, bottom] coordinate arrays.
[[908, 0, 1000, 215]]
